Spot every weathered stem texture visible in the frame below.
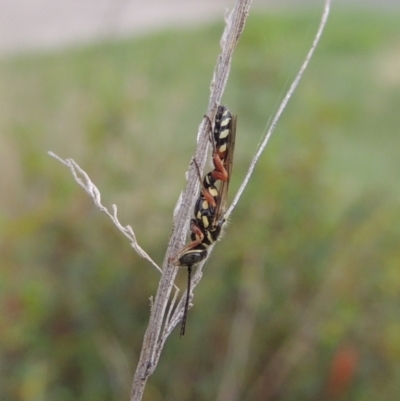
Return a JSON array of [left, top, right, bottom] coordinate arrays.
[[49, 0, 331, 399], [130, 1, 253, 400]]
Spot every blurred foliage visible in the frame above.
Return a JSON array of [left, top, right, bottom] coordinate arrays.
[[0, 7, 400, 401]]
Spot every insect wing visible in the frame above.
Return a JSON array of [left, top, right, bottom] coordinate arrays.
[[214, 113, 236, 224]]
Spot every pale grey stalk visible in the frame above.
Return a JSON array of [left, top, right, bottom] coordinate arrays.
[[129, 1, 253, 400], [48, 0, 332, 400], [226, 0, 332, 219], [47, 152, 162, 274]]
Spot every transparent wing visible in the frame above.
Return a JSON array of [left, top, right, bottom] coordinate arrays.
[[214, 113, 236, 224]]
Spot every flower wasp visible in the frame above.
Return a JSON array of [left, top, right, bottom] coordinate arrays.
[[177, 105, 236, 336]]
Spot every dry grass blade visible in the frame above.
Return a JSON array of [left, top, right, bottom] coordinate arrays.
[[47, 151, 162, 274], [226, 0, 332, 219], [47, 0, 332, 399], [130, 1, 253, 400]]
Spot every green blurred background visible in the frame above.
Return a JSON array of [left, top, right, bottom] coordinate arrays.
[[1, 5, 400, 401]]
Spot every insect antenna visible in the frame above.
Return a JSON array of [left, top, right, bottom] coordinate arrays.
[[180, 264, 192, 337]]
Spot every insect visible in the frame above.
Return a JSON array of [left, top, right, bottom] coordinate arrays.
[[177, 105, 236, 337]]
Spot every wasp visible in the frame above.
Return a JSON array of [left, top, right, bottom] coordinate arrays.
[[177, 106, 236, 261], [176, 105, 236, 337]]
